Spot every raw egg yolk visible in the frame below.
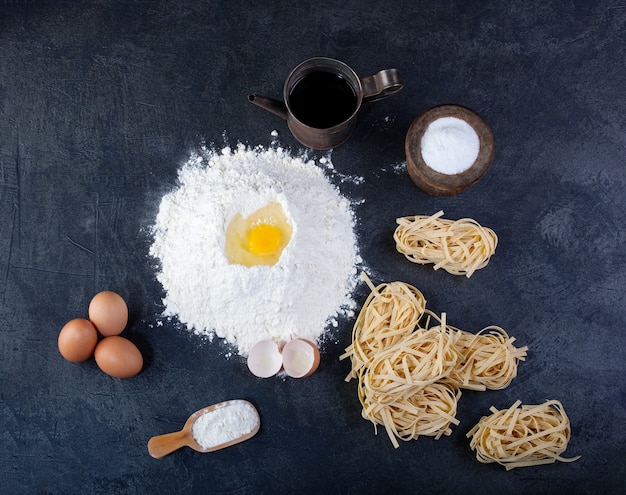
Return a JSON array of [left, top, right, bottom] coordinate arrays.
[[224, 201, 293, 267], [247, 224, 282, 255]]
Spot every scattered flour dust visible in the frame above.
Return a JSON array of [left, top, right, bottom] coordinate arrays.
[[149, 143, 362, 356]]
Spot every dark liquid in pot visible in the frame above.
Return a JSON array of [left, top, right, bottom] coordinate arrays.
[[288, 71, 358, 129]]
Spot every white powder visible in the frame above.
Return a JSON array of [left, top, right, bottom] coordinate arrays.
[[150, 144, 361, 356], [191, 401, 258, 449], [420, 116, 480, 175]]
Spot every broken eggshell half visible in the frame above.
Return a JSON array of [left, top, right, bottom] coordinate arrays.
[[281, 339, 320, 378]]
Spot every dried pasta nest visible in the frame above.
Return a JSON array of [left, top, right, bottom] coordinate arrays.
[[444, 326, 529, 391], [341, 280, 426, 381], [394, 210, 498, 278], [360, 325, 461, 403], [374, 383, 461, 444], [467, 400, 581, 470]]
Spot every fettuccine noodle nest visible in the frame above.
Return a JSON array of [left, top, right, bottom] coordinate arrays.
[[444, 326, 529, 391], [340, 273, 528, 449], [371, 382, 461, 443], [342, 279, 426, 381], [394, 210, 498, 277], [467, 400, 581, 470], [361, 324, 461, 402]]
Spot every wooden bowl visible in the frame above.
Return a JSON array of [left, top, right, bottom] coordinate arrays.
[[405, 104, 494, 196]]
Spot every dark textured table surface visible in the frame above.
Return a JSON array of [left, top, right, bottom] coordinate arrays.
[[1, 1, 625, 494]]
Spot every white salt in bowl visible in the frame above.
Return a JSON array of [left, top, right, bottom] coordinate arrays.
[[405, 104, 494, 196]]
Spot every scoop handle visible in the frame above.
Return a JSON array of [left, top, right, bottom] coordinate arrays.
[[147, 429, 194, 459]]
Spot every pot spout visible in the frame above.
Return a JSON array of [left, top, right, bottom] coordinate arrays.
[[248, 94, 288, 120]]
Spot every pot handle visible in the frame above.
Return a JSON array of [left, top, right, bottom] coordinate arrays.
[[361, 68, 404, 104]]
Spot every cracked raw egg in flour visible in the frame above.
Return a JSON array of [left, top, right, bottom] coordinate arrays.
[[224, 201, 293, 267]]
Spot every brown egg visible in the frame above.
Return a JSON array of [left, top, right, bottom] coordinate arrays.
[[58, 318, 99, 363], [94, 335, 143, 378], [88, 291, 128, 336]]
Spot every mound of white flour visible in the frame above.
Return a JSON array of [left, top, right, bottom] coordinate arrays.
[[149, 144, 361, 356]]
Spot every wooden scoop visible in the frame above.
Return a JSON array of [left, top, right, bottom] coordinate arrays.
[[147, 399, 260, 459]]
